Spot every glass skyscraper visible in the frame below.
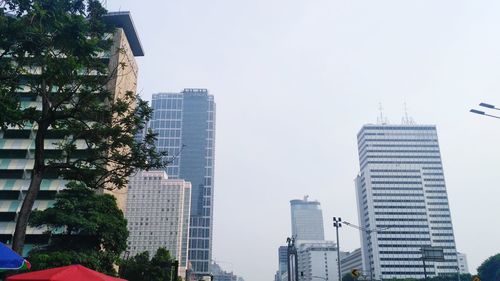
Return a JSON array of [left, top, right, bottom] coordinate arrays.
[[355, 124, 458, 280], [150, 89, 216, 275], [290, 196, 325, 241]]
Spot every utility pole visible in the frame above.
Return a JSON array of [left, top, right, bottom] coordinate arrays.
[[333, 217, 342, 281]]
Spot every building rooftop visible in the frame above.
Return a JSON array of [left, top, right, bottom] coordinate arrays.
[[104, 11, 144, 56]]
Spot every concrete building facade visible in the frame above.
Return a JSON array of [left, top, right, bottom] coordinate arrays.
[[125, 170, 191, 273], [355, 124, 459, 280], [290, 196, 325, 241], [150, 89, 216, 275], [297, 241, 340, 281], [210, 262, 242, 281], [340, 248, 364, 277], [457, 252, 470, 274], [0, 11, 143, 253]]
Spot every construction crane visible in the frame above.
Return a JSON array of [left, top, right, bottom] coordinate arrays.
[[342, 221, 391, 281]]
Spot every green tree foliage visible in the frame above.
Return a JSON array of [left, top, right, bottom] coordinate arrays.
[[342, 272, 356, 281], [478, 253, 500, 281], [119, 248, 181, 281], [26, 182, 128, 275], [0, 0, 167, 253]]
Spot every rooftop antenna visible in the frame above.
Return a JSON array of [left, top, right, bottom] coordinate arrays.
[[402, 103, 415, 125], [377, 103, 388, 125]]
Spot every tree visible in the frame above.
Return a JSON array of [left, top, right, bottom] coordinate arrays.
[[478, 253, 500, 281], [119, 248, 181, 281], [342, 273, 356, 281], [0, 0, 167, 253], [26, 182, 128, 275]]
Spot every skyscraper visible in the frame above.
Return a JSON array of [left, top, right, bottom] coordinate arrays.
[[355, 124, 459, 280], [125, 170, 191, 275], [150, 89, 216, 275], [290, 196, 325, 241]]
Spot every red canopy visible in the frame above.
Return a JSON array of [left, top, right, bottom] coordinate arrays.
[[6, 264, 127, 281]]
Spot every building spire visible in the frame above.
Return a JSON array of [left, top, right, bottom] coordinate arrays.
[[377, 103, 388, 125], [402, 102, 415, 125]]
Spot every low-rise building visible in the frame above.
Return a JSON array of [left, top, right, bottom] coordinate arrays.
[[340, 248, 364, 277], [457, 252, 470, 274], [211, 262, 240, 281], [297, 241, 340, 281]]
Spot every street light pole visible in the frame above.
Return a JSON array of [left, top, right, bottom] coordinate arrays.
[[470, 102, 500, 119], [333, 217, 342, 281]]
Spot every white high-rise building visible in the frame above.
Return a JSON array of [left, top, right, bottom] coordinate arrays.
[[125, 171, 191, 273], [355, 124, 459, 280], [290, 196, 325, 241], [457, 252, 470, 274], [297, 241, 340, 281]]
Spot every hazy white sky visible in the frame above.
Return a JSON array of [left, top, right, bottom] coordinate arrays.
[[107, 1, 500, 280]]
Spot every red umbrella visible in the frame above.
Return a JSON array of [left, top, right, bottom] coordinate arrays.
[[6, 264, 127, 281]]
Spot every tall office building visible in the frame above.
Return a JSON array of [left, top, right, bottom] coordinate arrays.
[[0, 11, 143, 252], [355, 124, 459, 280], [150, 89, 216, 275], [125, 170, 191, 275], [290, 196, 325, 241]]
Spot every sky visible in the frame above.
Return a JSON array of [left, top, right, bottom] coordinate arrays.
[[106, 1, 500, 280]]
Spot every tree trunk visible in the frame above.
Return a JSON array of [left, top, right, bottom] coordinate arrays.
[[12, 87, 49, 253], [11, 169, 43, 254]]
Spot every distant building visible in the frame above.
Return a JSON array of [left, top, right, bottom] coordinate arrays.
[[355, 124, 459, 280], [125, 170, 191, 274], [290, 196, 325, 241], [210, 262, 240, 281], [340, 248, 363, 277], [274, 271, 280, 281], [277, 246, 288, 281], [297, 241, 340, 281], [151, 89, 216, 275], [457, 252, 470, 274]]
